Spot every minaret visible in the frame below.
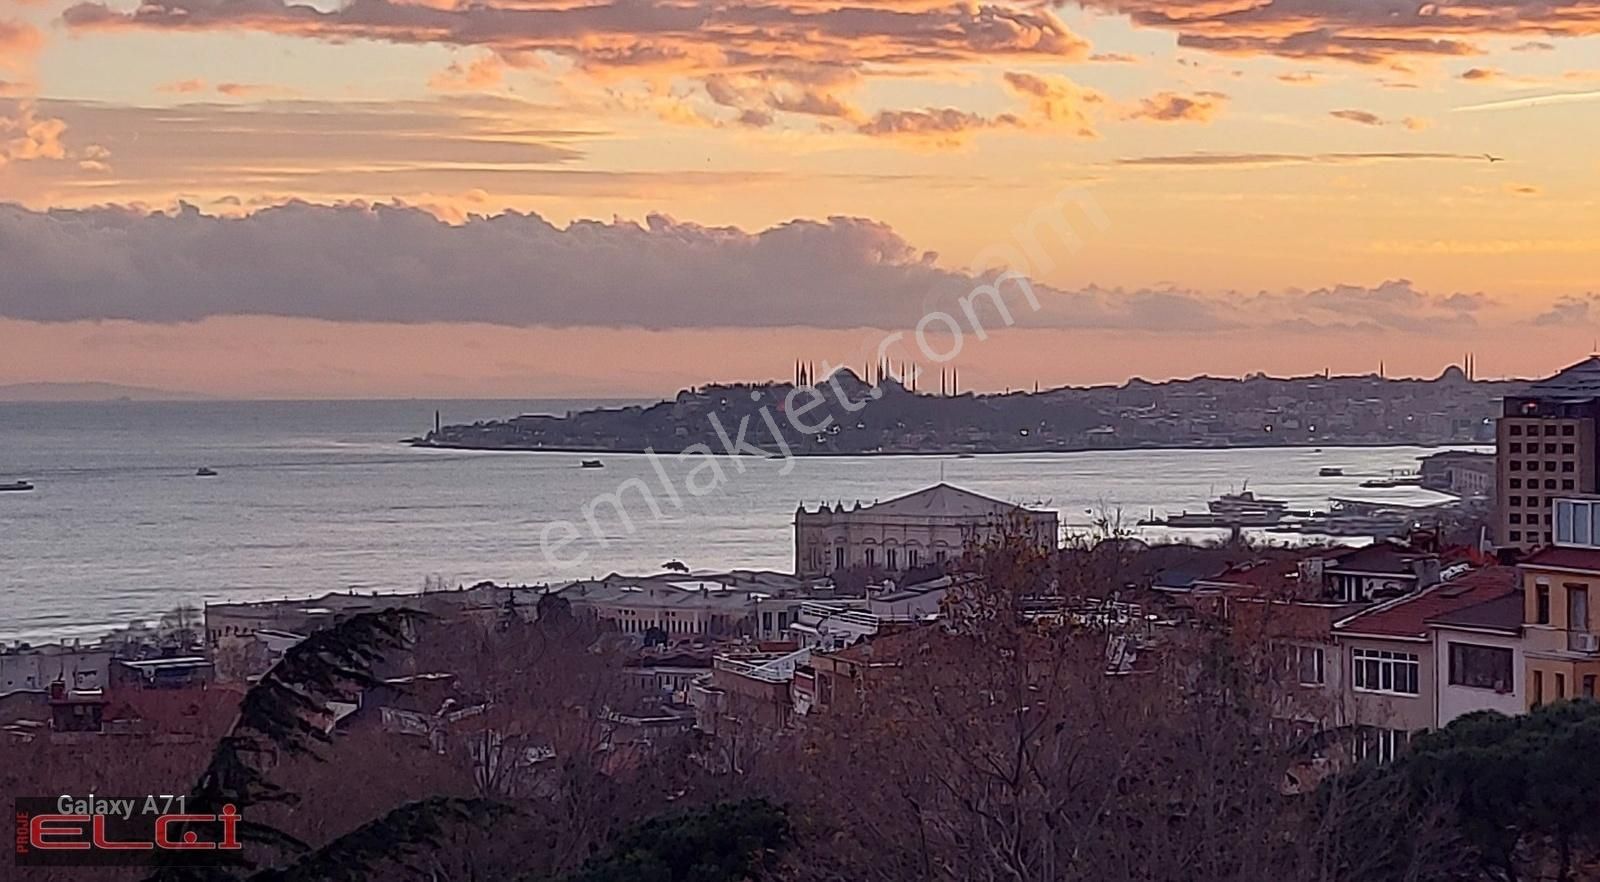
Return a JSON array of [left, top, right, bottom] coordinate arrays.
[[434, 410, 441, 434]]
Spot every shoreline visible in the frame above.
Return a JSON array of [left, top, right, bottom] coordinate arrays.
[[408, 438, 1489, 457]]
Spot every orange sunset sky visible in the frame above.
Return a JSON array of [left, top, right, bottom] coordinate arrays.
[[2, 0, 1599, 397]]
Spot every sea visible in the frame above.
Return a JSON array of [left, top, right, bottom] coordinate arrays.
[[0, 399, 1484, 642]]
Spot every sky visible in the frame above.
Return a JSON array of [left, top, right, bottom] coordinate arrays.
[[1, 0, 1599, 397]]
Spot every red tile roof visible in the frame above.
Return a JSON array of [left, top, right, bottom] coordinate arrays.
[[1335, 566, 1519, 640], [1522, 545, 1600, 573]]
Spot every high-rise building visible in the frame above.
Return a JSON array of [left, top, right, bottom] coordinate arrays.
[[1497, 357, 1600, 550]]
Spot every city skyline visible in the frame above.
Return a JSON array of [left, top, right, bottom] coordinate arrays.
[[4, 0, 1600, 396]]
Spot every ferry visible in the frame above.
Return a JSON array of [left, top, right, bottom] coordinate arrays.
[[580, 459, 605, 469], [1207, 489, 1290, 518], [196, 467, 218, 477], [0, 480, 34, 492], [1318, 467, 1344, 477]]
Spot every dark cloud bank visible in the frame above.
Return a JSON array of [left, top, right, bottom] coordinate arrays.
[[0, 202, 1487, 333]]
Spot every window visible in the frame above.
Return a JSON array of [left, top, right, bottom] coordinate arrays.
[[1448, 642, 1513, 691], [1547, 424, 1559, 435], [1563, 461, 1575, 472], [864, 548, 875, 568], [1564, 480, 1577, 491], [1510, 460, 1522, 471], [1510, 495, 1522, 507], [1557, 673, 1567, 699], [908, 548, 920, 569], [1511, 531, 1522, 542], [1297, 646, 1325, 686], [1545, 479, 1558, 490], [1554, 498, 1600, 548], [1565, 424, 1577, 436], [834, 546, 846, 571], [1511, 424, 1523, 436], [1353, 727, 1409, 765], [1534, 670, 1545, 708], [1352, 649, 1420, 695], [1510, 513, 1521, 525], [1510, 442, 1523, 453], [1563, 443, 1575, 454], [1510, 478, 1522, 489], [886, 548, 897, 570], [1537, 584, 1551, 624], [1547, 443, 1559, 454], [1585, 675, 1596, 700]]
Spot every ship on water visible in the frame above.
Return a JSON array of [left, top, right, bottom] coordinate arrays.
[[1, 480, 35, 492]]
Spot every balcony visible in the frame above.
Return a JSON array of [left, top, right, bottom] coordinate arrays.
[[1569, 630, 1600, 655]]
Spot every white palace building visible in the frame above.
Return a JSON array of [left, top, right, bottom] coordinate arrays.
[[793, 483, 1060, 578]]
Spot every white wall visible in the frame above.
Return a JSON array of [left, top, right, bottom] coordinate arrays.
[[1433, 628, 1524, 726]]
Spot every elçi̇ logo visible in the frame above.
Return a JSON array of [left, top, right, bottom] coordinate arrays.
[[14, 795, 242, 866]]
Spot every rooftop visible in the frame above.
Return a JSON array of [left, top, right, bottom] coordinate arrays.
[[1336, 566, 1519, 640], [812, 483, 1045, 518], [1427, 591, 1524, 634], [1522, 544, 1600, 572], [1523, 355, 1600, 399]]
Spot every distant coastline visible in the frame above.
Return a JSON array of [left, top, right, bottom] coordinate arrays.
[[416, 367, 1509, 457], [410, 438, 1483, 456]]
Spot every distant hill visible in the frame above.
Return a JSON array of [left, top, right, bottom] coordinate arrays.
[[0, 382, 211, 402]]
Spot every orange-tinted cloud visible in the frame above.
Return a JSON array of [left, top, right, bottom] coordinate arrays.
[[1125, 91, 1227, 123], [1330, 108, 1384, 126], [1002, 71, 1104, 137], [216, 82, 296, 98], [0, 100, 68, 167], [157, 78, 209, 94], [0, 19, 43, 63], [62, 0, 1090, 78], [429, 54, 508, 92], [1072, 0, 1600, 65], [1461, 66, 1503, 81]]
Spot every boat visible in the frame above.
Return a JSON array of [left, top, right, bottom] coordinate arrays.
[[580, 459, 605, 469], [0, 480, 34, 492], [1318, 467, 1344, 477], [196, 467, 218, 477], [1207, 489, 1290, 518]]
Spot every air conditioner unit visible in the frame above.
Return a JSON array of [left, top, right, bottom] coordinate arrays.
[[1573, 633, 1600, 653]]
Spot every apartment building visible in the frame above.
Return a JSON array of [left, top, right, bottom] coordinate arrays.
[[1520, 495, 1600, 705], [1497, 356, 1600, 551]]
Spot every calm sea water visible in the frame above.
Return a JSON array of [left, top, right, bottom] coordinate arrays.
[[0, 400, 1480, 642]]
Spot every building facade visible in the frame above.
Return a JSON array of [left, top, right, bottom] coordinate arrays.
[[794, 483, 1059, 578], [1519, 495, 1600, 705], [1496, 356, 1600, 551]]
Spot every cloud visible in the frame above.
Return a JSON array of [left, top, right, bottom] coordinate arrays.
[[157, 78, 209, 94], [0, 202, 1501, 336], [1402, 116, 1431, 130], [1534, 294, 1598, 326], [1124, 90, 1227, 123], [1460, 66, 1503, 81], [1330, 108, 1384, 126], [1513, 40, 1556, 51], [0, 101, 68, 167], [429, 54, 508, 92], [62, 0, 1090, 83], [216, 82, 297, 98], [1001, 71, 1103, 137], [1454, 88, 1600, 112], [858, 107, 1021, 143], [1072, 0, 1600, 65], [1117, 151, 1482, 167], [1277, 72, 1321, 85], [0, 19, 43, 60], [1088, 52, 1139, 63], [1507, 183, 1541, 195]]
